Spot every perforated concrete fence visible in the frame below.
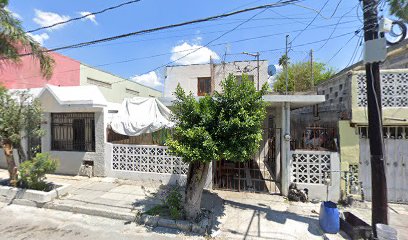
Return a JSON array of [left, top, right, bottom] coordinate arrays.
[[290, 150, 340, 201], [104, 143, 189, 185], [357, 72, 408, 107]]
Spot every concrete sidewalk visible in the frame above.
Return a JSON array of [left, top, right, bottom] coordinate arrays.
[[1, 169, 408, 239]]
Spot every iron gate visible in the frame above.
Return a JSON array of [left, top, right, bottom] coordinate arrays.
[[212, 124, 281, 193]]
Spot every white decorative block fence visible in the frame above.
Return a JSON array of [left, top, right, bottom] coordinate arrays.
[[291, 150, 331, 184], [357, 73, 408, 107], [290, 150, 340, 201], [111, 144, 189, 175]]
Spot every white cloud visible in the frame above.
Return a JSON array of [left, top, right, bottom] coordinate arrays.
[[130, 71, 163, 89], [33, 9, 70, 30], [79, 11, 97, 25], [27, 33, 49, 45], [170, 42, 219, 65], [5, 7, 22, 20], [274, 64, 283, 73]]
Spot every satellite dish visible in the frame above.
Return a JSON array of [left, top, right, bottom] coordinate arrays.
[[268, 64, 277, 76]]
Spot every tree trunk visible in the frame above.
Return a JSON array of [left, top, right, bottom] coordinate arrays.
[[2, 141, 18, 187], [184, 161, 210, 221], [17, 141, 27, 163]]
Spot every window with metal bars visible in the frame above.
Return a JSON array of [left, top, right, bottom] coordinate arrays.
[[51, 113, 96, 152]]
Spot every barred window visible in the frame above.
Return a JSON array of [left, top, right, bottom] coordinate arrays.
[[51, 113, 95, 152]]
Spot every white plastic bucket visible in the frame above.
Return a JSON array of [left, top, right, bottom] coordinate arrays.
[[376, 224, 398, 240]]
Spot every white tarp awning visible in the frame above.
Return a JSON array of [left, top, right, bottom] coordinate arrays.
[[110, 97, 174, 136]]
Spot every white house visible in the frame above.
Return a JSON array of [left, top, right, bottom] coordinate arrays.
[[162, 61, 339, 201]]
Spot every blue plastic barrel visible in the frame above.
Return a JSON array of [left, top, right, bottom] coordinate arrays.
[[319, 201, 340, 234]]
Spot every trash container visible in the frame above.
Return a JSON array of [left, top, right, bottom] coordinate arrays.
[[319, 201, 340, 234], [376, 224, 398, 240]]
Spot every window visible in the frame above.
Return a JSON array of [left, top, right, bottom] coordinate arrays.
[[334, 92, 338, 98], [87, 78, 112, 89], [51, 113, 95, 152], [197, 77, 211, 96], [126, 88, 139, 96], [330, 87, 333, 93], [235, 75, 254, 84], [339, 97, 343, 102], [325, 94, 329, 100], [339, 84, 343, 91]]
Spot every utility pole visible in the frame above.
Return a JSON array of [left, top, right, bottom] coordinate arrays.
[[256, 52, 260, 91], [242, 51, 260, 91], [362, 0, 388, 236], [310, 49, 314, 89], [285, 35, 289, 95]]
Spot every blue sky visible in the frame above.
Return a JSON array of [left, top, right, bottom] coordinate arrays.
[[6, 0, 388, 90]]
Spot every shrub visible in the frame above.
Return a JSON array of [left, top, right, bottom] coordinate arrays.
[[18, 153, 58, 191], [146, 185, 184, 220], [164, 186, 183, 220]]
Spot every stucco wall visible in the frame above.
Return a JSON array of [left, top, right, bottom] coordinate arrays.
[[164, 61, 269, 97], [164, 64, 211, 97], [40, 90, 106, 176], [79, 64, 161, 103], [0, 52, 80, 89], [338, 120, 359, 168]]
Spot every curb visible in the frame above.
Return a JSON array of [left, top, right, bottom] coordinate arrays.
[[0, 197, 136, 222], [0, 197, 210, 235]]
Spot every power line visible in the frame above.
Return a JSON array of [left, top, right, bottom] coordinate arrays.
[[6, 0, 300, 59], [73, 19, 359, 51], [327, 30, 360, 63], [127, 6, 271, 78], [290, 0, 330, 44], [26, 0, 142, 33], [2, 30, 360, 86], [315, 3, 359, 51]]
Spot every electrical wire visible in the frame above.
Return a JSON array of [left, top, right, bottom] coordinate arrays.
[[2, 30, 360, 86], [6, 0, 300, 59], [26, 0, 142, 33], [290, 0, 330, 44], [327, 31, 360, 63], [315, 3, 360, 51], [128, 6, 272, 78]]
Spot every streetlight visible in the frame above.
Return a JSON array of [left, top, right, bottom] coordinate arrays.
[[242, 51, 260, 91]]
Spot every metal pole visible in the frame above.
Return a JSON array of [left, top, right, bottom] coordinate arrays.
[[310, 49, 314, 89], [256, 52, 260, 91], [362, 0, 388, 236], [285, 35, 289, 95]]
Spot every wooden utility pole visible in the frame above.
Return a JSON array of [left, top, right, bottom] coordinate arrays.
[[362, 0, 388, 236]]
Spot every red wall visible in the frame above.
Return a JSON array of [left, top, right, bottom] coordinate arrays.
[[0, 52, 81, 89]]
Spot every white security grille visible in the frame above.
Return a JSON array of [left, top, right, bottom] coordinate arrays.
[[112, 144, 188, 175], [291, 151, 331, 184], [357, 73, 408, 107]]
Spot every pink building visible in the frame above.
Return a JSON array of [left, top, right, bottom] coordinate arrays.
[[0, 52, 161, 103]]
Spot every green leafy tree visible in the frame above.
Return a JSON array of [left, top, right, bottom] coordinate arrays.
[[0, 0, 54, 78], [0, 0, 53, 186], [387, 0, 408, 22], [274, 61, 335, 93], [167, 74, 267, 220], [0, 87, 44, 186]]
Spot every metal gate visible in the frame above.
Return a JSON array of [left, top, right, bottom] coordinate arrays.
[[359, 138, 408, 203], [212, 121, 281, 193]]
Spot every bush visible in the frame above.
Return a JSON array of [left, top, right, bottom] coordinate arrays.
[[164, 186, 183, 220], [18, 153, 58, 191], [146, 185, 184, 220]]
